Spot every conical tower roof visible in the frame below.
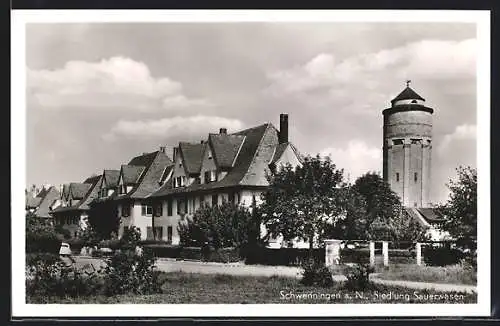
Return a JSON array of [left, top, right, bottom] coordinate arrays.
[[391, 86, 425, 104]]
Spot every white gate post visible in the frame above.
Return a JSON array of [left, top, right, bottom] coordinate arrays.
[[324, 239, 342, 267], [416, 242, 422, 266], [382, 241, 389, 266], [369, 241, 375, 267]]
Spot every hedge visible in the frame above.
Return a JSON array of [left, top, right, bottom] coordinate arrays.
[[244, 247, 325, 266], [423, 246, 465, 266], [143, 244, 182, 259], [26, 236, 61, 254], [339, 248, 370, 264]]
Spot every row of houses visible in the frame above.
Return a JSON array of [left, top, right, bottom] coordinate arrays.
[[27, 114, 303, 246]]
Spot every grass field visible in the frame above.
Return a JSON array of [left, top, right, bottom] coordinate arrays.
[[375, 264, 476, 285], [27, 272, 476, 304]]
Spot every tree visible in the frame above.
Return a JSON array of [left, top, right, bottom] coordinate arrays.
[[177, 201, 258, 250], [351, 172, 427, 241], [260, 155, 346, 255], [26, 212, 60, 253], [87, 201, 120, 240], [326, 188, 368, 240], [437, 166, 477, 252]]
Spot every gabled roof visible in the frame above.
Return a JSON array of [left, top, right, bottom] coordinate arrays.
[[150, 123, 278, 197], [391, 86, 425, 103], [34, 186, 60, 218], [208, 133, 246, 169], [120, 165, 145, 184], [270, 142, 304, 165], [69, 183, 92, 199], [83, 175, 101, 185], [417, 208, 444, 224], [128, 151, 158, 167], [103, 169, 120, 187], [26, 196, 41, 208], [179, 142, 206, 175]]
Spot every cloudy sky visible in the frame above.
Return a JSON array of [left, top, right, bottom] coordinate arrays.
[[26, 22, 477, 204]]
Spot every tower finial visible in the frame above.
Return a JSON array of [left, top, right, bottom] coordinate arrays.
[[406, 79, 411, 88]]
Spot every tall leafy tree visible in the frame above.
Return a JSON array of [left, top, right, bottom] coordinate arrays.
[[437, 166, 477, 252], [260, 155, 346, 254]]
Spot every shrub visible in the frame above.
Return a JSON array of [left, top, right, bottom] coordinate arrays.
[[26, 213, 60, 254], [98, 239, 121, 250], [102, 248, 162, 296], [423, 246, 465, 266], [26, 253, 103, 299], [300, 260, 334, 287], [120, 226, 142, 249], [343, 263, 375, 291]]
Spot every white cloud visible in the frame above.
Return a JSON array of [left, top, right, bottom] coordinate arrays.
[[266, 38, 477, 97], [438, 124, 477, 154], [320, 140, 382, 181], [103, 115, 244, 141], [27, 56, 212, 110]]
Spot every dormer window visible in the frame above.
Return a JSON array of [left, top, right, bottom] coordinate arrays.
[[204, 170, 217, 184], [174, 176, 186, 188]]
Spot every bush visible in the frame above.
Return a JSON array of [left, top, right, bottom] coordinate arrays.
[[300, 260, 334, 287], [120, 226, 141, 249], [343, 263, 375, 291], [102, 248, 162, 296], [26, 253, 103, 299], [206, 247, 240, 263], [423, 246, 465, 266], [98, 239, 121, 250], [388, 249, 415, 264], [26, 213, 60, 254]]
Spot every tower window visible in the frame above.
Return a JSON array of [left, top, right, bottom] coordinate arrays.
[[414, 172, 418, 182], [393, 139, 403, 146], [396, 173, 400, 182], [411, 139, 422, 145]]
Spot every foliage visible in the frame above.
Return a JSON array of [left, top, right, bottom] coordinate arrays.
[[26, 253, 103, 298], [350, 172, 428, 241], [77, 225, 101, 247], [261, 155, 346, 252], [178, 202, 258, 250], [300, 260, 334, 287], [102, 248, 162, 296], [423, 246, 466, 266], [26, 212, 60, 253], [437, 166, 477, 254], [87, 200, 120, 239], [339, 248, 371, 264], [376, 263, 476, 286], [120, 226, 142, 248], [343, 263, 375, 291], [326, 189, 368, 240]]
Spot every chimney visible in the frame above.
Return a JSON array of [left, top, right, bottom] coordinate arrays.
[[279, 113, 289, 144], [219, 128, 227, 134]]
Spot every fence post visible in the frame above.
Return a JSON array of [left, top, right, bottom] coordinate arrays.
[[416, 242, 422, 266], [382, 241, 389, 266], [369, 241, 375, 267], [324, 239, 341, 267]]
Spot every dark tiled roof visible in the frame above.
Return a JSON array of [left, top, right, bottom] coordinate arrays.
[[69, 183, 92, 199], [391, 86, 425, 103], [35, 186, 60, 218], [26, 196, 41, 208], [83, 175, 101, 185], [78, 175, 103, 210], [129, 151, 173, 198], [121, 165, 145, 184], [128, 151, 158, 167], [103, 169, 120, 187], [179, 142, 206, 175], [417, 208, 444, 224], [150, 123, 276, 197], [404, 207, 429, 227], [208, 133, 246, 169]]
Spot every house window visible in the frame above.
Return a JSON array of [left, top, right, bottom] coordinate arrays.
[[212, 194, 218, 207], [142, 204, 153, 216], [167, 226, 173, 243], [204, 171, 210, 184], [177, 199, 186, 215], [167, 198, 173, 216], [414, 172, 418, 182], [122, 204, 130, 217], [199, 195, 204, 208], [228, 192, 235, 205], [146, 227, 153, 240], [396, 173, 400, 182]]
